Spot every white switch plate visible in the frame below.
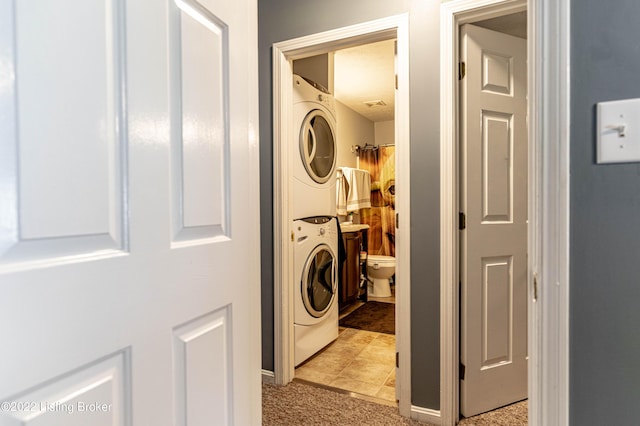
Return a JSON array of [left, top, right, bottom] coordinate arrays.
[[597, 97, 640, 164]]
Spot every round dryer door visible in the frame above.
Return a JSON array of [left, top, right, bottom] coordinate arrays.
[[301, 244, 336, 318], [299, 109, 336, 183]]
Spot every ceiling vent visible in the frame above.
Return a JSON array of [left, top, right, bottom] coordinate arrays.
[[363, 100, 387, 107]]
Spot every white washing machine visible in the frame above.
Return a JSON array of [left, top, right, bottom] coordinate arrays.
[[292, 74, 338, 219], [293, 216, 339, 366]]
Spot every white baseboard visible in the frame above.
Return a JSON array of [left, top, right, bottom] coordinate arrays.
[[262, 369, 276, 384], [411, 405, 441, 425]]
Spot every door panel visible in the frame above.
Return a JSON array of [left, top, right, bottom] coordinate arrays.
[[481, 51, 512, 95], [170, 1, 229, 239], [173, 307, 232, 425], [482, 256, 512, 367], [1, 351, 129, 426], [482, 112, 513, 222], [460, 23, 527, 417], [0, 0, 259, 425], [16, 0, 120, 241], [1, 0, 126, 263]]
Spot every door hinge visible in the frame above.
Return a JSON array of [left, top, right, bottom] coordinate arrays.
[[395, 74, 398, 90], [395, 213, 399, 229], [460, 363, 466, 380], [459, 212, 466, 230], [533, 272, 539, 302], [459, 61, 466, 80], [396, 352, 399, 368]]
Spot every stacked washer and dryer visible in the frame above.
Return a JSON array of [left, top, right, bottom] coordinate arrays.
[[292, 75, 339, 366]]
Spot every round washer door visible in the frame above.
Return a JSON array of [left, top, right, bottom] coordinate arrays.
[[301, 244, 336, 318], [299, 109, 336, 183]]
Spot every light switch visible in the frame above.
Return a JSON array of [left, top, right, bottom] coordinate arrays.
[[597, 98, 640, 163]]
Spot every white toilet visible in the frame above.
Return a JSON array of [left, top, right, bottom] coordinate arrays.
[[366, 255, 396, 298]]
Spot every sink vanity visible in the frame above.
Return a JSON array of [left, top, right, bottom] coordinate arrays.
[[339, 223, 369, 310], [340, 223, 370, 233]]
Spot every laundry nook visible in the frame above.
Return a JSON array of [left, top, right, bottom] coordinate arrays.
[[288, 40, 399, 403]]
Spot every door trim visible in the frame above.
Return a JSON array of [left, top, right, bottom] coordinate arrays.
[[440, 0, 570, 425], [272, 14, 412, 417]]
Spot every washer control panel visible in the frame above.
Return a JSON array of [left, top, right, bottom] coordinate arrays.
[[296, 216, 337, 240]]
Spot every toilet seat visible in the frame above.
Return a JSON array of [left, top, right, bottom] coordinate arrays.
[[367, 255, 395, 266]]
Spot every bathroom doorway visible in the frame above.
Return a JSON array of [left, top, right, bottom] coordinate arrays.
[[271, 15, 412, 415], [293, 38, 399, 403]]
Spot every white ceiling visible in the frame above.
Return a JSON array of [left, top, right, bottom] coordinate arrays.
[[474, 11, 527, 39], [332, 12, 525, 124], [333, 39, 396, 123]]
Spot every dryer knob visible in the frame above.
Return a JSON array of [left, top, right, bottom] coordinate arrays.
[[319, 228, 325, 235], [318, 94, 323, 102]]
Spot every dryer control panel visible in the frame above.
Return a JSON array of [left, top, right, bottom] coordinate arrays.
[[314, 92, 336, 112], [292, 74, 337, 115]]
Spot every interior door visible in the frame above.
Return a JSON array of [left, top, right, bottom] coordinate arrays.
[[459, 23, 527, 417], [0, 0, 260, 425]]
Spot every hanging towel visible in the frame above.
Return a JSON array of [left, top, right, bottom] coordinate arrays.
[[346, 168, 371, 211], [337, 167, 371, 212], [336, 169, 349, 215]]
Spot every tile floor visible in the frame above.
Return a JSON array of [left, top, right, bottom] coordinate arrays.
[[295, 327, 396, 402], [295, 287, 397, 402], [295, 327, 397, 402], [294, 287, 527, 422]]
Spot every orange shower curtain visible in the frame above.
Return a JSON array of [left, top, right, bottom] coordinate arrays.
[[359, 145, 395, 256]]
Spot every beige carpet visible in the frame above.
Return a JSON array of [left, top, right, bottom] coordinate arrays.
[[263, 381, 430, 425], [263, 380, 527, 425], [458, 400, 528, 425]]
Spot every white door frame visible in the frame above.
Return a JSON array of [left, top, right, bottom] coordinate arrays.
[[272, 14, 412, 417], [440, 0, 570, 425]]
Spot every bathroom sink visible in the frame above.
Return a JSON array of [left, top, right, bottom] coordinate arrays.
[[340, 223, 369, 233]]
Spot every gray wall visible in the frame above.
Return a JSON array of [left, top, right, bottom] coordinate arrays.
[[570, 1, 640, 424], [261, 0, 640, 418], [258, 0, 442, 409]]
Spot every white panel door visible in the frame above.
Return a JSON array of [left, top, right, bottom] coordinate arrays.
[[459, 23, 527, 417], [0, 0, 260, 425]]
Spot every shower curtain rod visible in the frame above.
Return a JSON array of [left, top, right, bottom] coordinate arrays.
[[351, 143, 395, 154]]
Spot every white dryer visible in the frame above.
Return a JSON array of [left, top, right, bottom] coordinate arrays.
[[292, 74, 338, 219], [293, 216, 339, 366]]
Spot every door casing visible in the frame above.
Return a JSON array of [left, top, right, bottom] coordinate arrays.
[[271, 14, 413, 418], [459, 21, 529, 416], [440, 0, 570, 425]]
